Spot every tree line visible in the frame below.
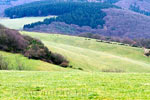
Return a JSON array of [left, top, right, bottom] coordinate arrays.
[[0, 24, 69, 67], [79, 33, 150, 49]]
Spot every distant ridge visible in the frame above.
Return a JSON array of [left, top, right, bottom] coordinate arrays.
[[1, 0, 150, 16], [0, 0, 40, 16]]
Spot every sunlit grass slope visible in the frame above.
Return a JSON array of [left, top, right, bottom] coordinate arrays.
[[0, 51, 66, 71], [0, 16, 55, 30], [21, 31, 150, 72], [1, 71, 150, 100]]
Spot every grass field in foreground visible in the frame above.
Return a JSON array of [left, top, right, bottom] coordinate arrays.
[[1, 71, 150, 100], [21, 31, 150, 72], [0, 16, 55, 30]]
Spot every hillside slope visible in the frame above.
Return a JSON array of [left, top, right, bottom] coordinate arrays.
[[2, 0, 150, 16], [3, 1, 150, 39], [23, 8, 150, 39], [0, 24, 66, 71], [115, 0, 150, 11], [2, 30, 150, 72], [21, 31, 150, 72], [102, 8, 150, 38]]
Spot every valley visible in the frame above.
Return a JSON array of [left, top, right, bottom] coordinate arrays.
[[1, 0, 150, 99]]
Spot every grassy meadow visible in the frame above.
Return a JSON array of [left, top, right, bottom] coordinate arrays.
[[0, 16, 55, 30], [0, 21, 150, 99], [0, 31, 150, 99], [21, 31, 150, 73], [1, 71, 150, 100]]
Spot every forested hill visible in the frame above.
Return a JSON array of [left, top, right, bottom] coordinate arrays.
[[5, 2, 118, 29], [0, 0, 40, 16], [3, 0, 150, 40], [18, 2, 150, 40], [79, 0, 150, 16], [4, 1, 118, 19], [24, 8, 150, 39], [2, 0, 150, 16], [115, 0, 150, 16]]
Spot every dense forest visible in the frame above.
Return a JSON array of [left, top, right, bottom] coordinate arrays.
[[9, 2, 118, 29], [5, 1, 117, 18]]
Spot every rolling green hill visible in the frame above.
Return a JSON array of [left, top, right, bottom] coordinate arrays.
[[20, 31, 150, 73], [1, 31, 150, 99], [1, 31, 150, 72], [1, 1, 150, 99]]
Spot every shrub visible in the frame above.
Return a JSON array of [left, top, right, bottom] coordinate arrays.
[[0, 26, 69, 68], [23, 36, 52, 63], [0, 29, 28, 53], [131, 44, 138, 47], [23, 36, 69, 67], [92, 34, 102, 39], [118, 43, 125, 45], [122, 38, 135, 45], [78, 68, 83, 70], [51, 53, 69, 67], [60, 62, 69, 68], [102, 68, 125, 73], [96, 40, 103, 42]]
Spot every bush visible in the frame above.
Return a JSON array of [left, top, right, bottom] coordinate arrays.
[[0, 29, 28, 53], [102, 68, 125, 73], [118, 43, 125, 45], [78, 68, 83, 70], [0, 25, 69, 68], [60, 62, 69, 68], [96, 40, 103, 42], [23, 36, 69, 67], [51, 53, 69, 67], [23, 36, 54, 63]]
